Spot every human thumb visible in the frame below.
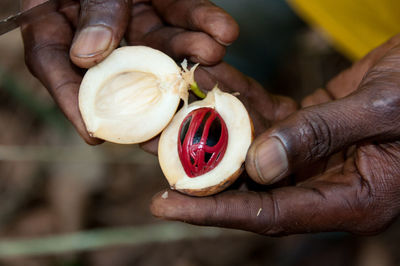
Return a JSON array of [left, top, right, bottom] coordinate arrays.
[[245, 80, 400, 184]]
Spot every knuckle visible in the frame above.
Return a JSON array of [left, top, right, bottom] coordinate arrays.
[[188, 35, 225, 63], [281, 96, 298, 113], [83, 0, 110, 6], [171, 32, 225, 63], [25, 42, 68, 77], [82, 0, 129, 14], [255, 192, 288, 236], [301, 95, 316, 108], [325, 67, 363, 99], [360, 77, 400, 126], [273, 96, 297, 121], [82, 0, 108, 10], [296, 110, 333, 162]]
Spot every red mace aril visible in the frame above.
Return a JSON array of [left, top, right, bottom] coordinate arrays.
[[178, 108, 228, 177]]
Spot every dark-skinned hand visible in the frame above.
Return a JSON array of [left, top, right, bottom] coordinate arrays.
[[20, 0, 239, 144], [151, 34, 400, 236]]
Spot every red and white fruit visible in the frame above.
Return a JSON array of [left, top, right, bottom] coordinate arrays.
[[79, 46, 253, 196], [159, 87, 253, 196]]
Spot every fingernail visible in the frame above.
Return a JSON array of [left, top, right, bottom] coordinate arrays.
[[215, 38, 233, 46], [254, 138, 288, 184], [71, 26, 112, 58]]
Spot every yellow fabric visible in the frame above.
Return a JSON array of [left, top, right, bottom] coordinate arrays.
[[288, 0, 400, 61]]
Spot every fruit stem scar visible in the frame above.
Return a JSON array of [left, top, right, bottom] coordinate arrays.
[[190, 81, 206, 99]]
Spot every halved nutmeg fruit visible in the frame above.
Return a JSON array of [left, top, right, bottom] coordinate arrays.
[[158, 88, 253, 196], [79, 46, 253, 196], [79, 46, 189, 144]]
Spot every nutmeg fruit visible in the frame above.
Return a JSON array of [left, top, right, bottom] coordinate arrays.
[[79, 46, 189, 144], [158, 87, 253, 196], [79, 46, 253, 196]]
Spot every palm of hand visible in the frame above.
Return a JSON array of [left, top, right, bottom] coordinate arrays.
[[151, 35, 400, 236]]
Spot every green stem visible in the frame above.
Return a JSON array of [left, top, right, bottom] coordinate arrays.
[[190, 81, 206, 99]]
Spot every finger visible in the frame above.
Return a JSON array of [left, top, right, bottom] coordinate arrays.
[[21, 3, 102, 145], [194, 63, 297, 136], [326, 34, 400, 99], [195, 63, 297, 124], [152, 0, 239, 46], [301, 88, 333, 108], [245, 44, 400, 185], [152, 142, 400, 235], [297, 85, 340, 180], [126, 3, 226, 65], [150, 171, 372, 235], [139, 136, 159, 156], [302, 34, 400, 107], [70, 0, 131, 68]]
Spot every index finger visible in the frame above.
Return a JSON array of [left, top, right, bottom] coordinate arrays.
[[195, 63, 297, 132], [152, 0, 239, 46], [150, 169, 375, 235]]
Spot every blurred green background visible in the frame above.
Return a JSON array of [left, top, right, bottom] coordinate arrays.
[[0, 1, 398, 266]]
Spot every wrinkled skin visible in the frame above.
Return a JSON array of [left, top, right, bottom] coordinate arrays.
[[21, 0, 400, 236], [151, 34, 400, 236], [20, 0, 239, 144]]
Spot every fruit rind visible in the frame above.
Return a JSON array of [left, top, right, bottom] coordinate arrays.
[[176, 164, 244, 196]]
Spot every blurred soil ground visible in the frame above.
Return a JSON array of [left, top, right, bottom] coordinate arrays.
[[0, 1, 399, 266]]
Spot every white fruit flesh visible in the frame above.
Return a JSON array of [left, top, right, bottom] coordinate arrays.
[[158, 87, 252, 192], [79, 46, 187, 144]]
